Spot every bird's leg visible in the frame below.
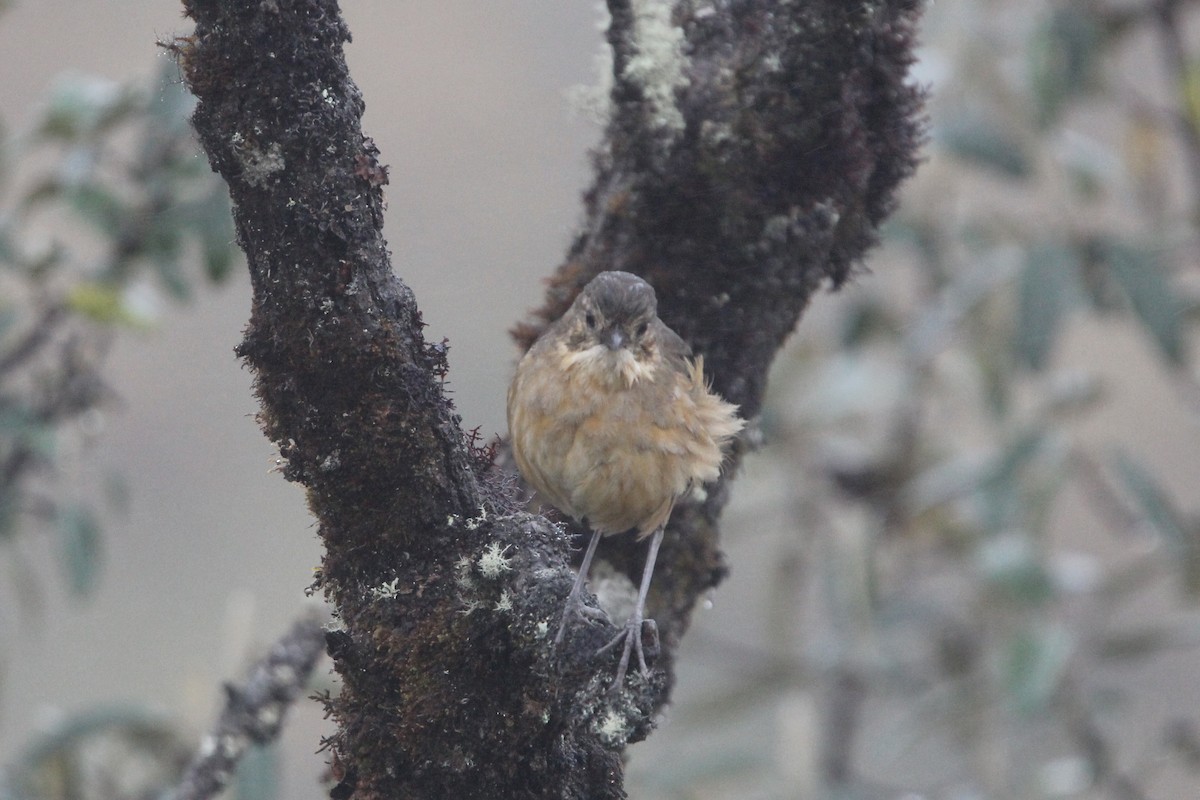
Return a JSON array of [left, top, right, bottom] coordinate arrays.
[[554, 525, 607, 647], [598, 525, 664, 689]]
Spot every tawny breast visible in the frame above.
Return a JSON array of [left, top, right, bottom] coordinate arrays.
[[508, 341, 740, 538]]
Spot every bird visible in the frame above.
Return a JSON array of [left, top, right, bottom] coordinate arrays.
[[507, 270, 744, 688]]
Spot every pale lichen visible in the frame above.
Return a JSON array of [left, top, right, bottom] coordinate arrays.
[[494, 589, 513, 613], [230, 131, 285, 187], [463, 506, 489, 531], [624, 0, 689, 136], [595, 709, 630, 746], [454, 554, 477, 590], [372, 577, 401, 599], [477, 541, 513, 579]]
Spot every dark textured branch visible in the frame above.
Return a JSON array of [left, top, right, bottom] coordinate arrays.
[[165, 614, 326, 800], [176, 0, 924, 797]]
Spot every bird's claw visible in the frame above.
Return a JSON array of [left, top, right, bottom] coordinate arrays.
[[554, 595, 609, 648], [598, 614, 659, 689]]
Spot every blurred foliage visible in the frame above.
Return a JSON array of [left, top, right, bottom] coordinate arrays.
[[0, 709, 280, 800], [234, 744, 282, 800], [0, 58, 236, 608], [637, 1, 1200, 798], [1, 708, 191, 800]]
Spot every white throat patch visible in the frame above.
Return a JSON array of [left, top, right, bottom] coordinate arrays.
[[560, 343, 655, 389]]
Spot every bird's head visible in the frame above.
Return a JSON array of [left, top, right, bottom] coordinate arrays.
[[561, 271, 661, 387]]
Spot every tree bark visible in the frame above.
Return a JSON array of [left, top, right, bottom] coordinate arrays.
[[175, 0, 924, 797]]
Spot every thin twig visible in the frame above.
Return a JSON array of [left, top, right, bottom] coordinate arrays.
[[163, 613, 326, 800], [1151, 0, 1200, 218], [1070, 450, 1143, 539], [1061, 669, 1150, 800], [822, 667, 867, 786], [0, 305, 65, 377]]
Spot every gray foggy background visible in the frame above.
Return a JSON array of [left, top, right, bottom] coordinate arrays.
[[3, 2, 1199, 799]]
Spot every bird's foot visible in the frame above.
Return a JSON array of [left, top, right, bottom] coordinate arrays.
[[597, 613, 659, 689], [554, 594, 609, 648], [554, 527, 607, 649]]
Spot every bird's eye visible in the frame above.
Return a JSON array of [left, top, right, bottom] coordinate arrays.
[[585, 312, 596, 329], [636, 322, 648, 337]]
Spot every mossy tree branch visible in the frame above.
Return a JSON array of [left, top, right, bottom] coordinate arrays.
[[174, 0, 923, 797]]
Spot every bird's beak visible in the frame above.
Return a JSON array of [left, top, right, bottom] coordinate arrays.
[[602, 327, 626, 351]]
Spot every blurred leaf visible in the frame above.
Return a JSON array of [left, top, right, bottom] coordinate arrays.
[[1103, 241, 1185, 365], [236, 744, 280, 800], [903, 451, 992, 516], [0, 116, 9, 190], [979, 532, 1056, 607], [0, 409, 56, 458], [3, 540, 46, 619], [35, 74, 137, 141], [66, 284, 152, 328], [1125, 112, 1169, 216], [0, 491, 15, 541], [1029, 6, 1102, 128], [59, 145, 99, 187], [67, 183, 127, 237], [1112, 448, 1188, 549], [1016, 243, 1085, 370], [1167, 721, 1200, 771], [168, 188, 237, 286], [907, 254, 1019, 364], [57, 505, 101, 596], [1184, 290, 1200, 325], [0, 220, 14, 265], [834, 297, 890, 348], [1005, 625, 1071, 714], [154, 252, 192, 301], [976, 332, 1014, 419], [1116, 450, 1200, 596], [1077, 241, 1123, 312], [1096, 626, 1173, 662], [1024, 436, 1071, 536], [202, 232, 236, 283], [979, 428, 1048, 534], [1186, 550, 1200, 599], [17, 177, 67, 214], [13, 706, 190, 800], [0, 306, 16, 339], [797, 352, 909, 422], [1041, 369, 1103, 418], [148, 62, 197, 136], [22, 240, 66, 279], [146, 214, 184, 268], [905, 428, 1050, 528], [938, 115, 1031, 178], [882, 217, 948, 282], [191, 190, 237, 283], [1185, 59, 1200, 140]]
